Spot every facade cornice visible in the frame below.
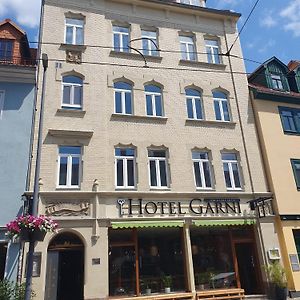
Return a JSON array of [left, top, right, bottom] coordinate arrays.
[[0, 65, 36, 84]]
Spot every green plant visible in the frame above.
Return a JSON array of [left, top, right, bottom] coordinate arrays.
[[162, 275, 172, 287], [141, 277, 152, 289], [0, 280, 35, 300], [265, 261, 287, 289]]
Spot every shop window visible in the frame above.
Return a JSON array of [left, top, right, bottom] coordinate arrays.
[[0, 243, 7, 280], [190, 227, 237, 291]]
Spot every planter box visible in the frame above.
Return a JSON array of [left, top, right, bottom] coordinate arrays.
[[20, 229, 46, 242]]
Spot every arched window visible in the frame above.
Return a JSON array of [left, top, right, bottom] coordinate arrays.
[[62, 75, 83, 109], [186, 88, 203, 120], [145, 84, 163, 117], [213, 91, 230, 121], [114, 82, 133, 115]]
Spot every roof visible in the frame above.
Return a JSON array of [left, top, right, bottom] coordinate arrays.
[[0, 18, 26, 35], [139, 0, 241, 18]]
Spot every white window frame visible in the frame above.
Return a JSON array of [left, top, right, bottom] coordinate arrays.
[[180, 36, 196, 61], [0, 90, 5, 120], [222, 154, 242, 190], [145, 89, 163, 117], [57, 147, 81, 188], [213, 95, 230, 122], [65, 18, 84, 45], [271, 74, 283, 90], [177, 0, 201, 5], [113, 26, 130, 53], [148, 151, 169, 188], [115, 148, 136, 189], [62, 80, 83, 109], [114, 85, 132, 115], [187, 93, 203, 120], [192, 152, 213, 189], [141, 30, 158, 56], [205, 39, 220, 64]]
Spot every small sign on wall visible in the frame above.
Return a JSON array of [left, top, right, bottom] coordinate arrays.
[[25, 252, 42, 277], [268, 248, 281, 260], [92, 258, 100, 265], [289, 254, 300, 272]]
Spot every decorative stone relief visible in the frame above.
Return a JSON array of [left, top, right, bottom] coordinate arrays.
[[66, 50, 82, 64], [45, 202, 90, 217]]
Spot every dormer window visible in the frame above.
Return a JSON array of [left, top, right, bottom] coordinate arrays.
[[177, 0, 202, 6], [0, 39, 13, 61], [271, 74, 283, 90]]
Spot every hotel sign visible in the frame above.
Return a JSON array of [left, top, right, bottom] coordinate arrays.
[[117, 198, 242, 217]]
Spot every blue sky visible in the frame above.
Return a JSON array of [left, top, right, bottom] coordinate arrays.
[[0, 0, 299, 72]]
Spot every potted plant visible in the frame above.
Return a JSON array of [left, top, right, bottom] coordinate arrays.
[[142, 278, 152, 296], [162, 275, 172, 293], [6, 215, 58, 242], [265, 261, 288, 300]]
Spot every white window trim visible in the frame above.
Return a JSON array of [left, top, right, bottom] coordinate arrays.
[[57, 149, 81, 188], [62, 82, 83, 109], [115, 151, 136, 189], [222, 157, 242, 190], [114, 87, 132, 115], [206, 41, 220, 64], [65, 19, 84, 45], [187, 95, 203, 120], [214, 96, 230, 122], [148, 155, 169, 188], [141, 31, 158, 56], [113, 27, 130, 52], [192, 153, 213, 189], [180, 37, 196, 61], [0, 90, 5, 120], [145, 90, 163, 117], [271, 74, 283, 90]]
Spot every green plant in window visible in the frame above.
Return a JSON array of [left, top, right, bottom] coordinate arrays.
[[162, 275, 172, 288]]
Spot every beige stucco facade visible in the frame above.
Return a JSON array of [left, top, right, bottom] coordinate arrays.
[[26, 1, 281, 299]]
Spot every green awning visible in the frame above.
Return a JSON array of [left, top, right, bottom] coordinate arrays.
[[193, 219, 256, 227], [111, 220, 184, 229]]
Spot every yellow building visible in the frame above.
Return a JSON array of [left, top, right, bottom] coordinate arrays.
[[250, 57, 300, 298]]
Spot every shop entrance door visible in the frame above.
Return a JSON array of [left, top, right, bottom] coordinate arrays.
[[45, 233, 84, 300], [235, 243, 259, 295]]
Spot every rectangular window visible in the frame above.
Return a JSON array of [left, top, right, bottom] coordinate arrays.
[[148, 150, 168, 188], [177, 0, 201, 5], [141, 30, 158, 56], [115, 148, 135, 188], [180, 36, 196, 61], [113, 26, 130, 53], [58, 146, 81, 188], [222, 153, 242, 190], [192, 151, 212, 189], [271, 74, 283, 90], [0, 40, 13, 61], [279, 107, 300, 134], [0, 91, 4, 119], [205, 39, 220, 64], [65, 18, 84, 45], [293, 230, 300, 262], [291, 159, 300, 190]]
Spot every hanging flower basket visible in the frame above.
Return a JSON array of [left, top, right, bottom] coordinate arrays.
[[6, 215, 58, 242]]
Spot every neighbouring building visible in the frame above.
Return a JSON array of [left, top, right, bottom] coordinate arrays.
[[27, 1, 280, 299], [0, 19, 36, 281], [249, 57, 300, 298]]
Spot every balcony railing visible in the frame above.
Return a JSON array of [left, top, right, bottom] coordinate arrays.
[[0, 56, 37, 67]]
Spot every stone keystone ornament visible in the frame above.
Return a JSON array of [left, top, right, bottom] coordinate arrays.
[[117, 199, 126, 216]]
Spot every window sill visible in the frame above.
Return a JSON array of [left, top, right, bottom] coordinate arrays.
[[56, 108, 86, 118], [185, 119, 236, 127], [179, 59, 226, 69], [59, 43, 87, 52], [109, 50, 162, 62], [196, 188, 215, 191], [48, 128, 94, 138], [226, 188, 243, 192], [283, 130, 300, 136], [115, 187, 137, 191], [150, 187, 171, 191], [111, 113, 168, 123], [56, 187, 81, 191]]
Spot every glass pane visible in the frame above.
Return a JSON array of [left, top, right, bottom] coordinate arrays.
[[194, 162, 202, 187], [59, 146, 81, 155], [205, 40, 218, 46], [66, 18, 83, 26], [203, 161, 212, 188], [148, 150, 166, 158], [116, 159, 124, 186], [63, 76, 83, 84], [115, 92, 122, 113], [142, 39, 149, 56], [222, 153, 237, 161], [222, 101, 230, 121], [59, 157, 67, 185], [71, 157, 80, 185], [188, 43, 196, 61], [213, 47, 220, 64], [127, 160, 134, 187], [150, 160, 157, 186], [232, 163, 241, 188], [146, 95, 153, 116], [223, 163, 232, 188], [282, 115, 296, 132], [123, 34, 129, 52], [187, 99, 194, 118], [155, 95, 162, 116], [206, 47, 212, 63], [73, 86, 82, 106], [115, 148, 135, 157], [125, 92, 132, 114], [213, 91, 226, 99], [76, 27, 84, 45], [159, 160, 167, 186], [214, 100, 221, 120], [186, 89, 200, 97], [195, 99, 202, 119], [145, 85, 161, 93], [114, 82, 132, 90], [181, 43, 187, 60], [66, 26, 73, 44], [113, 33, 120, 51], [63, 86, 71, 104]]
